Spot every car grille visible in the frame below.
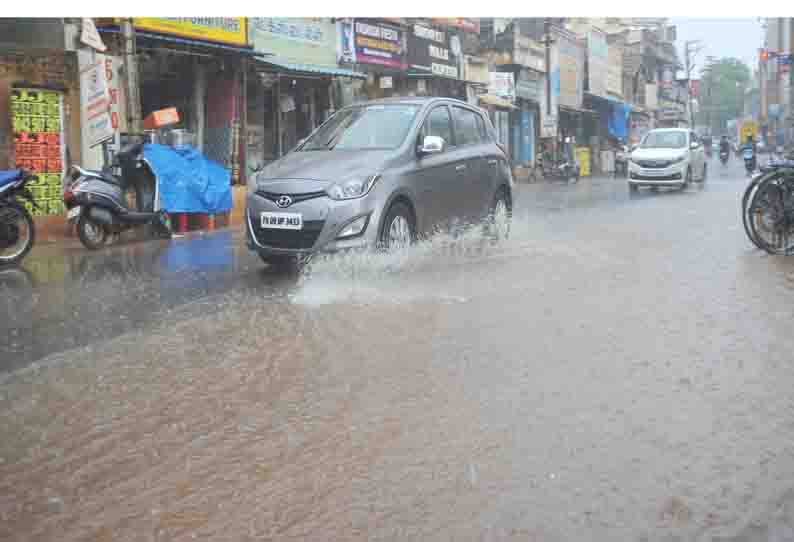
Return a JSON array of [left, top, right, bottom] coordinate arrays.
[[256, 190, 327, 205], [251, 216, 324, 250], [637, 159, 673, 168]]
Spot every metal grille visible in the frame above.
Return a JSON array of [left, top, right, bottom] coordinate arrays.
[[256, 190, 327, 205], [638, 159, 673, 168]]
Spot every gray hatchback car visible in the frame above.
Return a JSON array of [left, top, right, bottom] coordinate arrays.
[[245, 97, 513, 265]]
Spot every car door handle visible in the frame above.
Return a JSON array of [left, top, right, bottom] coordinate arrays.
[[456, 164, 467, 172]]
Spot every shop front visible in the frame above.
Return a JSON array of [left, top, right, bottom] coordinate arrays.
[[483, 71, 516, 158], [98, 18, 254, 185], [249, 18, 365, 165], [514, 68, 543, 167]]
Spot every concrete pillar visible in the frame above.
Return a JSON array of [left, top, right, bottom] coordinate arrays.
[[194, 58, 206, 152]]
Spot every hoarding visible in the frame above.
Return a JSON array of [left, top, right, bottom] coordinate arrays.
[[587, 28, 608, 98], [338, 19, 407, 70], [407, 23, 459, 79], [249, 18, 337, 67]]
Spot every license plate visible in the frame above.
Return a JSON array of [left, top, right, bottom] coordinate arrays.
[[641, 169, 665, 176], [67, 206, 81, 221], [260, 212, 302, 230]]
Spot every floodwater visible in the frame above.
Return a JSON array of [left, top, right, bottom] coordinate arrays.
[[3, 163, 794, 541]]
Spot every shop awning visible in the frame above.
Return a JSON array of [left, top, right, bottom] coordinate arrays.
[[97, 27, 256, 55], [478, 94, 517, 110], [559, 105, 598, 116], [254, 56, 366, 80], [585, 91, 625, 106]]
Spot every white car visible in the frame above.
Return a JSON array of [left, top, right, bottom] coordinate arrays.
[[628, 128, 707, 191]]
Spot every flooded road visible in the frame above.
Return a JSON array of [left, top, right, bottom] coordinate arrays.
[[3, 163, 794, 541]]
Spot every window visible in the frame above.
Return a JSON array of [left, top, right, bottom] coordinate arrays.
[[475, 113, 490, 141], [640, 131, 687, 149], [421, 106, 453, 147], [451, 106, 483, 146], [300, 105, 420, 151]]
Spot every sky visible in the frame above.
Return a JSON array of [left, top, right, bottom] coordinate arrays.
[[670, 17, 763, 77]]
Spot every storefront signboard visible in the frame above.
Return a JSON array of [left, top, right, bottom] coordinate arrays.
[[407, 23, 459, 79], [249, 18, 337, 67], [131, 18, 247, 46]]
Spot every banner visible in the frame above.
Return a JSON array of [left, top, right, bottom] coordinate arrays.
[[79, 58, 114, 148], [10, 88, 66, 216], [587, 28, 608, 98], [432, 18, 480, 34], [249, 18, 337, 68], [131, 18, 247, 46], [489, 72, 515, 102], [407, 23, 459, 79], [339, 19, 407, 70], [516, 69, 543, 102]]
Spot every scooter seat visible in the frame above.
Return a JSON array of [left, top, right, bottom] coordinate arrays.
[[0, 169, 23, 188]]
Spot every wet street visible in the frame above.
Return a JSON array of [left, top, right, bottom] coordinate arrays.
[[3, 159, 794, 541]]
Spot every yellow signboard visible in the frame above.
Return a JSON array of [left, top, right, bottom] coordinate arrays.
[[132, 18, 247, 46], [741, 120, 759, 142]]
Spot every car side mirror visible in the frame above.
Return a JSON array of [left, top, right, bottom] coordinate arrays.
[[690, 142, 699, 150], [418, 135, 444, 155]]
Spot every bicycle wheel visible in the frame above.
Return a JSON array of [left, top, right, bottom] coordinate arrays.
[[742, 172, 770, 250], [747, 173, 794, 255]]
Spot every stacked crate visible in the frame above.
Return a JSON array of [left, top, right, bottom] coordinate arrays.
[[10, 88, 65, 217]]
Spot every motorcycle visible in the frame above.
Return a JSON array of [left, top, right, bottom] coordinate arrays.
[[0, 169, 38, 265], [719, 149, 730, 166], [540, 156, 580, 183], [743, 147, 757, 176], [63, 141, 171, 250], [614, 145, 629, 178]]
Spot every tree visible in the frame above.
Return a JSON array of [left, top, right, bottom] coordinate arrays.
[[697, 57, 751, 135]]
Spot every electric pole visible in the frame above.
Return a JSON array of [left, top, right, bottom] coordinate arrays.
[[684, 39, 703, 128], [543, 19, 553, 117], [121, 18, 142, 133]]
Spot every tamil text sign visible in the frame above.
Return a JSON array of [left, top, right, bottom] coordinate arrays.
[[249, 18, 337, 67]]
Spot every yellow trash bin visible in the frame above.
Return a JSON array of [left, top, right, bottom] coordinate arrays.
[[575, 147, 591, 177]]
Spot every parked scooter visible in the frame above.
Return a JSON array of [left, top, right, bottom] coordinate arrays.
[[540, 155, 580, 183], [0, 169, 38, 265], [614, 145, 630, 178], [63, 141, 171, 249]]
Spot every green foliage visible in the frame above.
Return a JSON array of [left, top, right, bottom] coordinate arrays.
[[697, 57, 751, 134]]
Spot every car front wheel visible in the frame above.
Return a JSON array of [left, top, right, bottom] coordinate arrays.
[[379, 202, 415, 252]]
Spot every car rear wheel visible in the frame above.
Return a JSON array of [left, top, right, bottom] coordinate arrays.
[[379, 202, 415, 252], [484, 188, 511, 242]]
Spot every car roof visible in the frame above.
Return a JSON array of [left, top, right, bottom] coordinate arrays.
[[347, 96, 477, 109]]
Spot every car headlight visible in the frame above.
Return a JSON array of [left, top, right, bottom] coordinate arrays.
[[326, 174, 381, 200], [337, 215, 369, 239]]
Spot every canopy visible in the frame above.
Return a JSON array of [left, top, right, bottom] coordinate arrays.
[[478, 94, 517, 110], [255, 56, 366, 80]]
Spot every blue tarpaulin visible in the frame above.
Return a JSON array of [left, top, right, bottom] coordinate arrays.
[[609, 103, 631, 139], [143, 144, 232, 214]]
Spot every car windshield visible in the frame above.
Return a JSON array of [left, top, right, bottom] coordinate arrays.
[[640, 132, 687, 149], [300, 105, 420, 151]]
